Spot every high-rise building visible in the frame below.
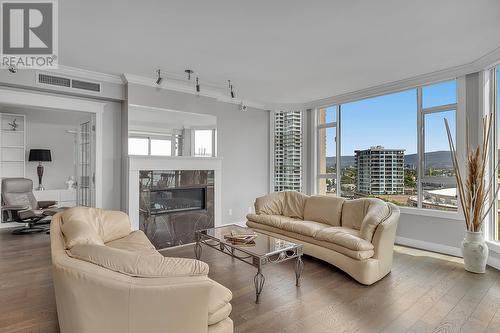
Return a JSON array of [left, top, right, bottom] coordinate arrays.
[[273, 111, 303, 192], [355, 146, 404, 195]]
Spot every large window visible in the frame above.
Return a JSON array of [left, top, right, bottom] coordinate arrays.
[[129, 136, 174, 156], [273, 111, 303, 192], [420, 81, 457, 211], [193, 129, 216, 157], [340, 89, 417, 207], [316, 80, 457, 212], [129, 129, 216, 157]]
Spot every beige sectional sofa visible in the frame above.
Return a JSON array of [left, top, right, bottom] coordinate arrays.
[[50, 207, 233, 333], [246, 191, 400, 285]]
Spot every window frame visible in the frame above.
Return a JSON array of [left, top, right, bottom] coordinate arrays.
[[128, 133, 176, 157], [191, 127, 217, 157], [491, 66, 499, 242], [418, 87, 458, 211], [312, 78, 463, 218], [316, 106, 341, 195]]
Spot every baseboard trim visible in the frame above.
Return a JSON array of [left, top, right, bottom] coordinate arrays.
[[396, 236, 462, 257], [487, 254, 500, 271], [396, 236, 500, 270]]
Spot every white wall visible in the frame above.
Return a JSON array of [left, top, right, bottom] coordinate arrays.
[[127, 83, 270, 224], [396, 213, 464, 255], [101, 101, 123, 210], [3, 107, 91, 190]]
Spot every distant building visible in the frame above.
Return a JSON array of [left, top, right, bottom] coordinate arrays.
[[273, 111, 303, 192], [407, 188, 458, 211], [355, 146, 404, 195]]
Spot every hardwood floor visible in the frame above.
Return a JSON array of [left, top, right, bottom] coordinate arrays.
[[1, 228, 500, 333]]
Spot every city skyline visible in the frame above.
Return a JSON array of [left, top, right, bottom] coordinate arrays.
[[324, 80, 457, 157]]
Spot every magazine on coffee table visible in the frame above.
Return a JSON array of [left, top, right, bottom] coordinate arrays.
[[223, 231, 258, 245]]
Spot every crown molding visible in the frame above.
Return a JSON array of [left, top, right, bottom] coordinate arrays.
[[471, 46, 500, 70], [123, 73, 266, 110], [53, 65, 125, 85], [304, 62, 476, 109]]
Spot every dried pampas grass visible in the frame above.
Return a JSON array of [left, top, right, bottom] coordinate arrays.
[[445, 113, 500, 232]]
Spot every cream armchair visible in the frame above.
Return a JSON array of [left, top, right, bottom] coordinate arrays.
[[247, 192, 400, 285], [50, 207, 233, 333]]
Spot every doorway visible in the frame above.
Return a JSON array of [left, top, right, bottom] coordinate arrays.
[[0, 88, 104, 228]]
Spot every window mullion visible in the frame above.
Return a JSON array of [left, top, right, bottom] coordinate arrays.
[[317, 122, 337, 129], [422, 103, 457, 114], [336, 105, 341, 196], [491, 68, 498, 241], [417, 87, 423, 209]]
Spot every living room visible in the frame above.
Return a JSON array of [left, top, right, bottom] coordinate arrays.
[[1, 1, 500, 333]]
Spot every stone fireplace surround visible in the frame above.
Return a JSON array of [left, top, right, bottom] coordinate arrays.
[[139, 169, 214, 249], [126, 156, 222, 247]]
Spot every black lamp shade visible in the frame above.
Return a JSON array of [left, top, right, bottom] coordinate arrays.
[[29, 149, 52, 162]]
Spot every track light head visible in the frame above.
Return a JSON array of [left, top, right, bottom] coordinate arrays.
[[239, 102, 247, 112], [8, 65, 17, 74], [185, 69, 194, 80], [155, 69, 163, 85], [228, 80, 235, 98], [196, 77, 200, 93]]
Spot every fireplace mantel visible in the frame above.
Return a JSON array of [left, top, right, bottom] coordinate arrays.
[[126, 156, 222, 230]]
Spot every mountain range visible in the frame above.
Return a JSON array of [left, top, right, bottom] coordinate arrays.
[[326, 150, 453, 169]]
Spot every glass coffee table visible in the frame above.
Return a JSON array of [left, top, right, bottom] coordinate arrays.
[[195, 224, 303, 303]]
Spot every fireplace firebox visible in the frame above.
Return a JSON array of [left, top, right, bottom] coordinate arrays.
[[139, 170, 214, 249], [150, 187, 207, 214]]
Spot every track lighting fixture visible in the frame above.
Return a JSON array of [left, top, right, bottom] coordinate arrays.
[[155, 69, 163, 85], [239, 102, 248, 112], [185, 69, 194, 80], [8, 65, 17, 74], [153, 68, 243, 101], [228, 80, 235, 98]]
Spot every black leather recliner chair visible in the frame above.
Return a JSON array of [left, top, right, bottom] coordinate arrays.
[[1, 178, 62, 234]]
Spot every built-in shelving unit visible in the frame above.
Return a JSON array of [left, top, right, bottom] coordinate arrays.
[[0, 113, 26, 224], [0, 113, 26, 179]]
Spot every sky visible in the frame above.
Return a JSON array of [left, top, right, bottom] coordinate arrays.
[[325, 80, 458, 157]]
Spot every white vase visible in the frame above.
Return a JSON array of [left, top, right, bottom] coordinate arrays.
[[461, 231, 488, 274]]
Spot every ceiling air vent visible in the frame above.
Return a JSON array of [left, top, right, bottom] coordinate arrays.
[[71, 79, 101, 92], [37, 72, 102, 94], [38, 73, 71, 87]]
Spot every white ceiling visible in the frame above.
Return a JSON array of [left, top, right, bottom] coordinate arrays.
[[60, 0, 500, 105]]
